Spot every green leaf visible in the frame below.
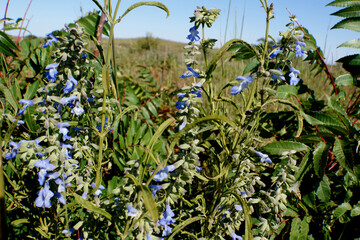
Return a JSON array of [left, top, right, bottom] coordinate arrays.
[[146, 101, 158, 118], [331, 17, 360, 32], [207, 39, 252, 76], [140, 185, 158, 223], [327, 95, 348, 117], [262, 141, 310, 155], [289, 216, 312, 240], [10, 218, 29, 226], [243, 58, 260, 75], [24, 80, 40, 100], [338, 38, 360, 48], [331, 5, 360, 18], [276, 85, 298, 99], [168, 216, 205, 240], [335, 74, 354, 86], [327, 0, 360, 7], [73, 193, 112, 220], [350, 206, 360, 217], [313, 142, 330, 178], [76, 11, 110, 37], [333, 137, 354, 174], [120, 1, 169, 21], [231, 192, 253, 240], [316, 175, 331, 203], [0, 83, 18, 113], [333, 202, 352, 219], [0, 31, 19, 57]]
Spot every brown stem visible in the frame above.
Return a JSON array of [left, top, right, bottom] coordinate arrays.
[[93, 12, 106, 57]]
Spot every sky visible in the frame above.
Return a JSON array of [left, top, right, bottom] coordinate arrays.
[[2, 0, 359, 64]]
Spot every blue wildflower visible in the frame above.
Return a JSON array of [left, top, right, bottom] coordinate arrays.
[[18, 99, 34, 115], [270, 45, 282, 59], [235, 204, 243, 212], [12, 119, 25, 126], [187, 26, 200, 42], [180, 66, 199, 79], [71, 102, 84, 116], [289, 67, 300, 86], [45, 63, 58, 82], [158, 204, 176, 236], [295, 41, 306, 57], [34, 159, 55, 185], [231, 76, 253, 95], [153, 165, 176, 182], [62, 228, 75, 235], [96, 117, 112, 132], [195, 166, 202, 173], [43, 33, 59, 48], [175, 101, 187, 110], [35, 182, 54, 208], [149, 185, 163, 197], [91, 182, 105, 196], [60, 95, 78, 105], [179, 119, 186, 131], [5, 141, 21, 160], [254, 150, 272, 163], [177, 92, 186, 98], [231, 233, 243, 240], [126, 205, 138, 217], [63, 75, 78, 94], [190, 89, 202, 98], [57, 122, 71, 141]]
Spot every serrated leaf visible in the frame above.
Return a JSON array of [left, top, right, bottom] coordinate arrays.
[[262, 141, 310, 155], [146, 101, 158, 118], [331, 5, 360, 18], [0, 82, 18, 113], [335, 74, 354, 86], [333, 202, 352, 219], [327, 95, 348, 117], [338, 38, 360, 48], [0, 31, 19, 57], [73, 193, 112, 220], [120, 1, 169, 21], [277, 85, 298, 99], [24, 80, 40, 100], [141, 185, 158, 223], [313, 142, 329, 178], [327, 0, 360, 7], [316, 175, 331, 202], [333, 137, 354, 173], [331, 17, 360, 32]]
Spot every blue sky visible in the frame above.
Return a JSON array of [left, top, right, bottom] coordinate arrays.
[[2, 0, 359, 63]]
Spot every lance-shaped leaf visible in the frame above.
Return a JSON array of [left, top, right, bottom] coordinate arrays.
[[262, 141, 310, 155], [0, 31, 19, 57], [313, 142, 330, 178], [338, 39, 360, 49], [333, 137, 355, 175], [316, 175, 331, 203], [140, 185, 158, 223], [73, 193, 112, 220], [331, 5, 360, 18], [168, 216, 205, 240], [331, 17, 360, 32], [335, 74, 354, 86], [119, 1, 169, 21], [327, 0, 360, 7]]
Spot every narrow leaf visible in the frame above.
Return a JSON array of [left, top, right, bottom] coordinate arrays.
[[331, 5, 360, 18], [327, 0, 360, 7], [331, 17, 360, 32], [333, 137, 354, 173], [120, 1, 169, 21], [333, 202, 352, 219], [313, 142, 330, 178], [73, 193, 112, 220], [168, 216, 205, 240], [140, 185, 158, 223], [262, 141, 310, 155], [0, 83, 18, 112], [338, 38, 360, 48]]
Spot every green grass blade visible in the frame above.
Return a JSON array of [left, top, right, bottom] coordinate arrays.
[[73, 193, 112, 220]]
